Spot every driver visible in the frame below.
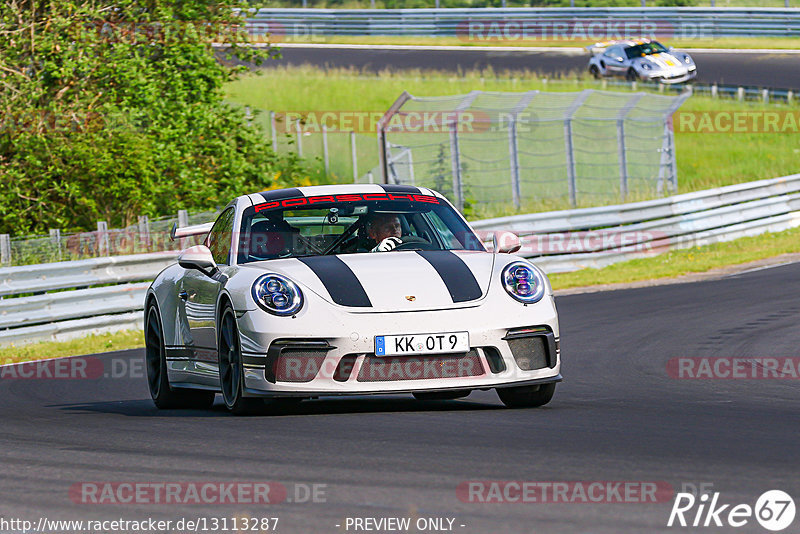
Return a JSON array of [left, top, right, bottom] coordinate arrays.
[[367, 213, 402, 252]]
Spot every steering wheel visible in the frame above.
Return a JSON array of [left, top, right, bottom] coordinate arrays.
[[394, 236, 438, 251]]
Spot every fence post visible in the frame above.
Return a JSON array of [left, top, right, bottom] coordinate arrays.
[[245, 106, 252, 127], [367, 171, 374, 184], [507, 91, 538, 210], [449, 125, 463, 212], [322, 124, 330, 176], [737, 87, 744, 101], [711, 84, 718, 98], [762, 89, 769, 103], [138, 215, 151, 251], [788, 91, 794, 103], [49, 229, 62, 261], [295, 120, 303, 157], [97, 221, 110, 257], [616, 94, 644, 202], [0, 234, 10, 266], [351, 131, 359, 183], [270, 111, 277, 152], [563, 90, 592, 208]]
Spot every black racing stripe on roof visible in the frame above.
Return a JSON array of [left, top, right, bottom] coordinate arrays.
[[297, 256, 372, 308], [416, 250, 483, 303], [259, 188, 303, 202], [379, 184, 421, 194]]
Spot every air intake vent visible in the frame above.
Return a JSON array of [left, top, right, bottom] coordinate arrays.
[[357, 350, 484, 382], [507, 337, 549, 371]]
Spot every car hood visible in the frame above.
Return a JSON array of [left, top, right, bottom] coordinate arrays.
[[243, 250, 495, 312], [638, 52, 685, 70]]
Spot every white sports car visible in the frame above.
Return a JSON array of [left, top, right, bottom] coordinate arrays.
[[145, 185, 561, 414], [587, 39, 697, 84]]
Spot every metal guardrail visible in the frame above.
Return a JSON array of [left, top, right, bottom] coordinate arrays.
[[247, 8, 800, 38], [474, 173, 800, 272], [2, 174, 800, 345]]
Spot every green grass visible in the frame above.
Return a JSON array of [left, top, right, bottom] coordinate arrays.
[[276, 35, 800, 50], [549, 225, 800, 289], [0, 330, 143, 365], [226, 65, 800, 218]]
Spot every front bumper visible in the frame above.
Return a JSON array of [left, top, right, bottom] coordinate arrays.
[[641, 66, 697, 84], [236, 301, 561, 397]]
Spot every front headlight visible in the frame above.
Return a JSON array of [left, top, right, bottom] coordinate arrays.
[[683, 54, 693, 64], [641, 63, 652, 70], [502, 262, 545, 304], [252, 274, 303, 316]]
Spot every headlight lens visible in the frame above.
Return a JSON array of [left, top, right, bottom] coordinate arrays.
[[502, 262, 545, 304], [252, 274, 303, 316], [683, 54, 693, 64], [641, 63, 652, 70]]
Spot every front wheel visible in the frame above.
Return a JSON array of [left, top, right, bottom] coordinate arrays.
[[589, 65, 601, 79], [626, 68, 639, 82], [218, 304, 263, 415], [497, 382, 556, 408], [145, 304, 215, 409]]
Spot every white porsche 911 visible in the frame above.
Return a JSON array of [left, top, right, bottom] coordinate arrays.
[[145, 185, 561, 414]]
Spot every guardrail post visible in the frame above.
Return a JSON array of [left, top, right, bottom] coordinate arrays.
[[245, 106, 252, 127], [295, 119, 303, 157], [711, 84, 718, 98], [351, 131, 359, 183], [270, 111, 277, 152], [788, 91, 794, 104], [762, 89, 769, 103], [737, 87, 744, 101], [0, 234, 10, 266], [138, 215, 151, 250], [49, 229, 62, 261], [322, 124, 330, 176], [97, 221, 110, 257]]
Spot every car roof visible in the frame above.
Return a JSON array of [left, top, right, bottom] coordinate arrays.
[[244, 184, 445, 206]]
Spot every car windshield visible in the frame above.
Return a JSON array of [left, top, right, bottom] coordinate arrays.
[[624, 41, 668, 59], [236, 193, 485, 263]]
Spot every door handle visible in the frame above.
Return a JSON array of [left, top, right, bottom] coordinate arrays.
[[179, 290, 188, 301]]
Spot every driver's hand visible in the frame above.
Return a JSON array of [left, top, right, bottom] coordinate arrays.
[[371, 237, 402, 253]]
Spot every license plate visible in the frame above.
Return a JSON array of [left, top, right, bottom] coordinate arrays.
[[375, 332, 469, 356]]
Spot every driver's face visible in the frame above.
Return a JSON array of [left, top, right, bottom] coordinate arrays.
[[368, 215, 402, 242]]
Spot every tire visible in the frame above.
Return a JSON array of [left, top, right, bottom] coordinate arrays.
[[413, 389, 471, 401], [626, 68, 639, 82], [144, 304, 215, 409], [496, 382, 556, 408], [589, 65, 601, 79], [218, 304, 264, 415]]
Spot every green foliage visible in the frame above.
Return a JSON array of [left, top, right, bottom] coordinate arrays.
[[0, 0, 312, 234]]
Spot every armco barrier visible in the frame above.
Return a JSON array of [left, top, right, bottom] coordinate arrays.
[[246, 8, 800, 38], [2, 174, 800, 345]]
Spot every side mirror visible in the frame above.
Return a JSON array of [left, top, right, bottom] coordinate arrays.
[[178, 245, 217, 275], [495, 232, 521, 254]]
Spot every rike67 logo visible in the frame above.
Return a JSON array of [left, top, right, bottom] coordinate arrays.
[[668, 490, 795, 531]]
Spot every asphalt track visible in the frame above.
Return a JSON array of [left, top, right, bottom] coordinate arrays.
[[263, 45, 800, 89], [2, 261, 800, 533]]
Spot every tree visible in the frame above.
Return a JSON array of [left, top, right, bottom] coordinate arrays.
[[0, 0, 309, 233]]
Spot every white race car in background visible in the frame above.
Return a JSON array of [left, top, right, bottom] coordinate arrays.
[[145, 185, 562, 414], [587, 39, 697, 84]]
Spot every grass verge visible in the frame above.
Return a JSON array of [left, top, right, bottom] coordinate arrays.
[[549, 225, 800, 289], [0, 330, 144, 366], [276, 35, 800, 51]]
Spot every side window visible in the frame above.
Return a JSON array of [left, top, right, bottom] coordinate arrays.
[[206, 208, 235, 265]]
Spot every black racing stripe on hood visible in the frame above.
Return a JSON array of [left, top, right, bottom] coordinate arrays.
[[379, 184, 421, 194], [259, 188, 303, 202], [297, 256, 372, 308], [416, 250, 482, 303]]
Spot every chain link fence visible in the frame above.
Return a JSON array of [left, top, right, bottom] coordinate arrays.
[[0, 211, 217, 267], [372, 89, 688, 212]]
